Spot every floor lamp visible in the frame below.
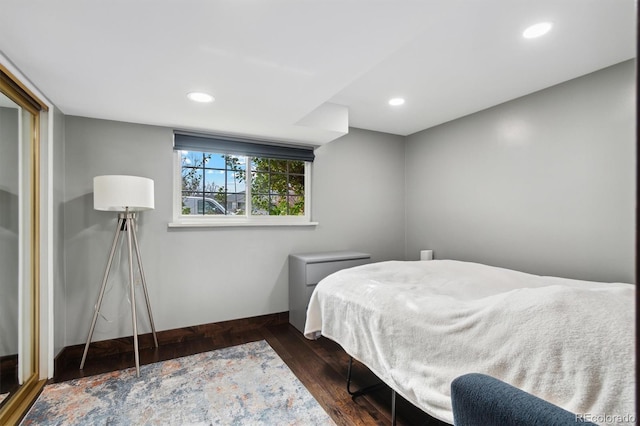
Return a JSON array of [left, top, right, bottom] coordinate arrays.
[[80, 175, 158, 377]]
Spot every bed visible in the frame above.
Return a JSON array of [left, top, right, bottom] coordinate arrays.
[[304, 260, 635, 425]]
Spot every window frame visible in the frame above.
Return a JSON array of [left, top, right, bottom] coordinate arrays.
[[170, 150, 316, 228]]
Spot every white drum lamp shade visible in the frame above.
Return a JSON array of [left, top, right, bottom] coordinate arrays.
[[93, 175, 154, 212]]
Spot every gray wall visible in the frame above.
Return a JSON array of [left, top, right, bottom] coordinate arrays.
[[52, 106, 66, 358], [63, 122, 405, 346], [0, 106, 19, 356], [405, 60, 636, 283]]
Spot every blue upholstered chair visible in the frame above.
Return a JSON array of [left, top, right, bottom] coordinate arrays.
[[450, 373, 597, 426]]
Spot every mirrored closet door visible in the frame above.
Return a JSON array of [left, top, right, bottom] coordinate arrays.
[[0, 65, 47, 425]]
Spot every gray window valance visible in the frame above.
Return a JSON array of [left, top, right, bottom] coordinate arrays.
[[173, 131, 315, 162]]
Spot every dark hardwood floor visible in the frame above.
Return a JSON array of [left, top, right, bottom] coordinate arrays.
[[54, 322, 449, 426]]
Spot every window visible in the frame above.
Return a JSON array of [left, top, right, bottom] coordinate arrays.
[[171, 132, 315, 227]]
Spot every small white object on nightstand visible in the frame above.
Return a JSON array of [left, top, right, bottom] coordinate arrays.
[[420, 250, 434, 261]]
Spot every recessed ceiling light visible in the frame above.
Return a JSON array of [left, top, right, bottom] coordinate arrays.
[[522, 22, 553, 39], [187, 92, 214, 103], [388, 97, 405, 106]]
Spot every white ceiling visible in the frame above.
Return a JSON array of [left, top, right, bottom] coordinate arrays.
[[0, 1, 636, 145]]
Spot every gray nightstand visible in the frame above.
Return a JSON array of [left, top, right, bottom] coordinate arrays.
[[288, 251, 371, 333]]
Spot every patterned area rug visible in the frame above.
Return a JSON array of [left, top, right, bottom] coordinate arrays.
[[22, 340, 335, 425]]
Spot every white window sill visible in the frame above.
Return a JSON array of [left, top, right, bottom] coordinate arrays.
[[168, 219, 319, 228]]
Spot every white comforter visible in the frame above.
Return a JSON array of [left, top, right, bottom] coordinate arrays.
[[304, 260, 635, 425]]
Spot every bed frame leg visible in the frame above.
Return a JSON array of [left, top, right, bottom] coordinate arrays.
[[346, 357, 386, 398], [346, 357, 397, 425], [391, 389, 397, 426]]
